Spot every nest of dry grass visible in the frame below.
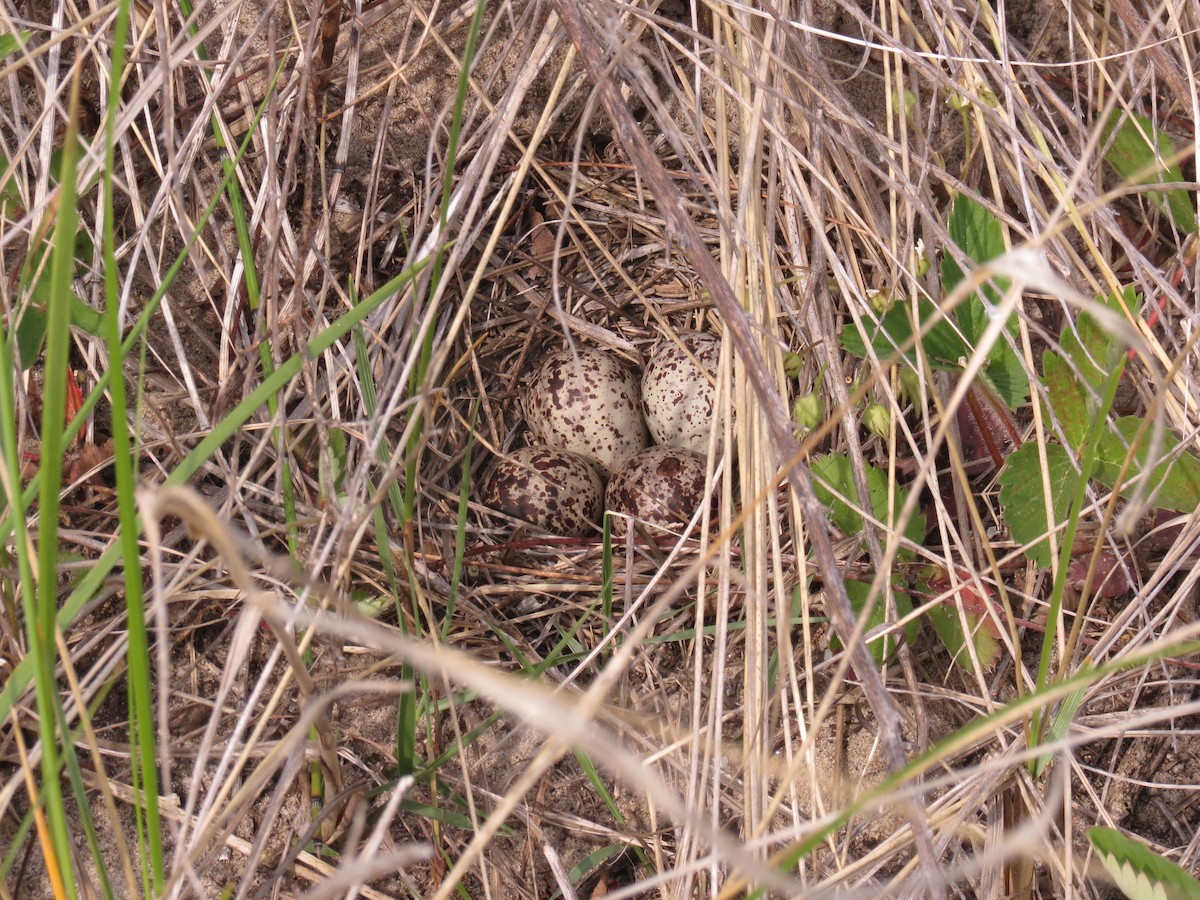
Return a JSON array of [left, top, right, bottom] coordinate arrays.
[[2, 0, 1200, 896]]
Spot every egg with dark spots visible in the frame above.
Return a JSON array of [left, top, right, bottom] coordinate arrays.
[[482, 447, 603, 536], [525, 349, 648, 474], [606, 447, 708, 534], [641, 332, 722, 455]]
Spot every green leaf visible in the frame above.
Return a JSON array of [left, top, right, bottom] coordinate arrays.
[[15, 305, 47, 370], [917, 564, 1001, 672], [1043, 350, 1090, 448], [1059, 288, 1139, 395], [68, 296, 104, 335], [840, 296, 969, 372], [566, 843, 632, 890], [978, 342, 1030, 411], [926, 602, 999, 671], [1095, 418, 1200, 511], [0, 31, 31, 61], [842, 578, 919, 667], [940, 194, 1029, 408], [15, 219, 97, 367], [0, 155, 23, 216], [15, 297, 103, 369], [811, 452, 925, 667], [942, 195, 1007, 323], [842, 194, 1030, 410], [1102, 110, 1197, 234], [811, 453, 871, 536], [1089, 827, 1200, 900], [998, 443, 1076, 567], [810, 453, 925, 552]]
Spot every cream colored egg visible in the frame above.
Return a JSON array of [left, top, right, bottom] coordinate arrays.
[[641, 332, 722, 455], [525, 349, 649, 474]]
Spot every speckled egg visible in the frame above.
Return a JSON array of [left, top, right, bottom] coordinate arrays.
[[641, 332, 722, 455], [482, 447, 603, 536], [606, 446, 708, 533], [525, 349, 649, 474]]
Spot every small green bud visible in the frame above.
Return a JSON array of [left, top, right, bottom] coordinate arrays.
[[793, 392, 824, 430], [783, 352, 805, 379], [950, 77, 998, 112], [868, 289, 891, 315], [863, 403, 891, 439], [912, 239, 930, 278], [899, 368, 922, 404], [891, 87, 917, 120]]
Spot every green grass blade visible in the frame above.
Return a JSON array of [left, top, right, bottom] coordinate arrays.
[[0, 251, 432, 729], [1032, 661, 1091, 777], [348, 287, 417, 776], [0, 803, 35, 882], [401, 0, 488, 525], [31, 61, 84, 900], [0, 254, 40, 889], [0, 59, 288, 550], [99, 0, 163, 886], [57, 693, 116, 900], [441, 402, 478, 641]]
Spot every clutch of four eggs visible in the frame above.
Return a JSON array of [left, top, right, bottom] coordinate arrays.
[[482, 334, 723, 537]]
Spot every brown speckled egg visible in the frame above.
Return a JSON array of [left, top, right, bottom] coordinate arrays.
[[482, 447, 603, 536], [525, 349, 649, 474], [641, 332, 722, 455], [606, 447, 708, 533]]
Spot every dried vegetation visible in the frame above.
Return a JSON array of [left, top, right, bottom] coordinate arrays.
[[1, 0, 1199, 896]]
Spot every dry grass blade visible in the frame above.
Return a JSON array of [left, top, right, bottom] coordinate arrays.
[[548, 2, 945, 894]]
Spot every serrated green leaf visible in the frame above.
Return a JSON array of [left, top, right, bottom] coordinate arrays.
[[1059, 289, 1138, 395], [1102, 111, 1197, 234], [943, 195, 1007, 320], [978, 342, 1029, 410], [939, 194, 1029, 408], [840, 296, 969, 372], [1043, 351, 1090, 448], [998, 443, 1076, 567], [811, 453, 873, 536], [842, 193, 1030, 410], [1089, 827, 1200, 900], [811, 452, 926, 666], [1095, 418, 1200, 511]]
